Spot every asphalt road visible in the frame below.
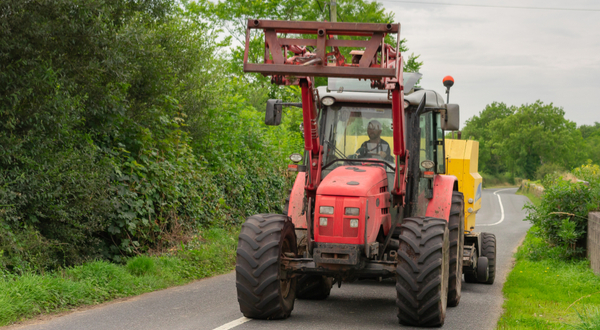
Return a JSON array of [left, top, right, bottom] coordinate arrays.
[[8, 188, 531, 330]]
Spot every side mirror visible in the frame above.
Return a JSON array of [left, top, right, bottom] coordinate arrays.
[[265, 99, 283, 126], [442, 104, 460, 131]]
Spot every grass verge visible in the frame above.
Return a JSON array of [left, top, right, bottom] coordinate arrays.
[[497, 226, 600, 329], [516, 189, 542, 207], [0, 227, 238, 326]]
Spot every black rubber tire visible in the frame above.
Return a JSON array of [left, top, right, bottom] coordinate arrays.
[[236, 214, 297, 319], [296, 275, 332, 300], [447, 191, 464, 307], [396, 217, 450, 327], [480, 232, 496, 284]]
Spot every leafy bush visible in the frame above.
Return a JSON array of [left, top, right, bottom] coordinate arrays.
[[525, 179, 596, 260]]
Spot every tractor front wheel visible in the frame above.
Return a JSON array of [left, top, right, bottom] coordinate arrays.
[[396, 217, 450, 327], [236, 214, 297, 319]]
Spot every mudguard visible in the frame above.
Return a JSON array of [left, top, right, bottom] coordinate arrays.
[[288, 173, 307, 229], [425, 174, 458, 221]]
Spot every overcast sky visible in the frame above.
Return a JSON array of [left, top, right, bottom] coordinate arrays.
[[377, 0, 600, 128]]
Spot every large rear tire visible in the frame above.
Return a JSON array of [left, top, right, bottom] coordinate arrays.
[[480, 232, 496, 284], [236, 214, 297, 319], [296, 275, 332, 300], [447, 191, 464, 307], [396, 217, 450, 327]]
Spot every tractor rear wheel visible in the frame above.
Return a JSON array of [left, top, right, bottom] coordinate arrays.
[[396, 217, 450, 327], [447, 191, 464, 307], [480, 232, 496, 284], [296, 275, 332, 300], [236, 214, 297, 319]]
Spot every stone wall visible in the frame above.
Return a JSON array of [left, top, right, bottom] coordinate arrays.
[[588, 212, 600, 275], [520, 180, 544, 198]]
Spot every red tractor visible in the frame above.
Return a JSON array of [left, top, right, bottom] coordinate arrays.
[[235, 20, 494, 327]]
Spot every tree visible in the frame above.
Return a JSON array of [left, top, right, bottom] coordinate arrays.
[[462, 101, 585, 178], [461, 102, 514, 174]]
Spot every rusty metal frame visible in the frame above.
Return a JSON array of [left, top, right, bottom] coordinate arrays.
[[242, 19, 401, 80]]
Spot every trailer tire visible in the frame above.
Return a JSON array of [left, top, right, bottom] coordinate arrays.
[[236, 214, 297, 319], [447, 191, 464, 307], [480, 232, 496, 284], [396, 217, 450, 327], [296, 275, 332, 300]]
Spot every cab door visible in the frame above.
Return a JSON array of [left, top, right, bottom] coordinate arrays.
[[414, 111, 445, 214]]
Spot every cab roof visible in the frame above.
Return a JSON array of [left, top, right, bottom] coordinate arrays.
[[319, 73, 446, 108]]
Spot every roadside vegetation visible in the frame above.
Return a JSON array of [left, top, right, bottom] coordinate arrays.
[[0, 227, 237, 326], [498, 164, 600, 329]]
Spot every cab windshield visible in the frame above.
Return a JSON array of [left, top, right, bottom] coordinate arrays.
[[321, 105, 394, 172]]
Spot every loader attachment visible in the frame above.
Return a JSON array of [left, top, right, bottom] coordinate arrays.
[[243, 20, 402, 89]]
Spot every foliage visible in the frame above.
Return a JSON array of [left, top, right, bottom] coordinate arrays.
[[498, 226, 600, 329], [480, 171, 516, 188], [524, 178, 597, 260], [535, 163, 566, 181], [462, 101, 588, 179], [572, 162, 600, 187]]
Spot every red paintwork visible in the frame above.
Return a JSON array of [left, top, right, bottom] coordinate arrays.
[[300, 79, 321, 193], [314, 166, 391, 244], [318, 166, 387, 197], [288, 173, 307, 229], [425, 174, 458, 221]]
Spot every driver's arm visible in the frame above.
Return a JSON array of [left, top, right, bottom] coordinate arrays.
[[354, 141, 367, 157]]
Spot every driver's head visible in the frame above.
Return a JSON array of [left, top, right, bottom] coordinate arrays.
[[367, 120, 382, 140]]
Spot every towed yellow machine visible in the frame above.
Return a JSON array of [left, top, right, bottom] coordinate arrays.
[[443, 76, 495, 284]]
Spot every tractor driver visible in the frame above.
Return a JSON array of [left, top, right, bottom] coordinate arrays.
[[353, 120, 393, 161]]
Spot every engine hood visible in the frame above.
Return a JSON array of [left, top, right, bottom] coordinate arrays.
[[317, 165, 388, 197]]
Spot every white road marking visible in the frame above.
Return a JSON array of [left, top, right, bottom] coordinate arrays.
[[477, 188, 515, 227], [212, 317, 251, 330]]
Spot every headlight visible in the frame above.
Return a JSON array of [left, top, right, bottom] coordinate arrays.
[[345, 207, 360, 215], [421, 160, 435, 169], [320, 206, 334, 214], [404, 100, 410, 109], [289, 153, 303, 163], [319, 217, 328, 226], [350, 219, 359, 228], [322, 97, 335, 106]]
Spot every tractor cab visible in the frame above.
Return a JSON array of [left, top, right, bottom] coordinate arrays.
[[315, 75, 452, 219]]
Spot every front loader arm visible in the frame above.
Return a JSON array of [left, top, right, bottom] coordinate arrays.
[[300, 79, 321, 192]]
